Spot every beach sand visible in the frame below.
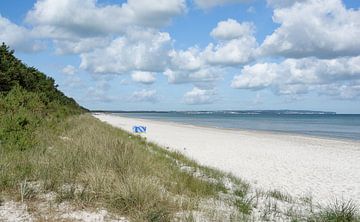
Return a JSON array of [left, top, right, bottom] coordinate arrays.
[[94, 113, 360, 206]]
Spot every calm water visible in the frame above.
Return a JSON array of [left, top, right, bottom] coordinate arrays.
[[113, 111, 360, 141]]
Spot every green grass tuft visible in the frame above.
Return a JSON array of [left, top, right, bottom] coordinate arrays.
[[267, 189, 292, 203], [311, 200, 359, 222]]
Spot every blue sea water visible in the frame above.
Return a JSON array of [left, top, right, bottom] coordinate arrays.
[[113, 111, 360, 141]]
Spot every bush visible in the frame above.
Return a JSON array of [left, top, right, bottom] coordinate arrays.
[[0, 85, 46, 150], [0, 43, 85, 151]]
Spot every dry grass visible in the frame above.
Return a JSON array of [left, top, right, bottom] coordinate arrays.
[[1, 114, 359, 221], [0, 114, 240, 221]]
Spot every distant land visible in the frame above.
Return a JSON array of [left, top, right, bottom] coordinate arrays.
[[91, 110, 337, 115]]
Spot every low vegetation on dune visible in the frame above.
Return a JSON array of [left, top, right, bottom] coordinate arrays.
[[1, 114, 231, 220], [1, 43, 359, 221]]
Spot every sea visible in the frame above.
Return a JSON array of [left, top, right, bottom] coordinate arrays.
[[110, 111, 360, 141]]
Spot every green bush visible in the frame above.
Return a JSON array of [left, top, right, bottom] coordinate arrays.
[[0, 43, 85, 151], [0, 85, 46, 150]]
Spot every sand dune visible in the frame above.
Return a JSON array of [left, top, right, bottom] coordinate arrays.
[[94, 113, 360, 206]]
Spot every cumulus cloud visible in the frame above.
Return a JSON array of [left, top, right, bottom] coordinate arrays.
[[260, 0, 360, 58], [210, 19, 254, 40], [131, 71, 156, 84], [80, 29, 172, 74], [62, 65, 77, 75], [319, 82, 360, 100], [165, 49, 223, 86], [54, 37, 111, 54], [204, 19, 257, 65], [130, 89, 158, 103], [203, 38, 257, 66], [164, 67, 221, 84], [169, 48, 203, 71], [126, 0, 187, 27], [163, 19, 256, 89], [231, 56, 360, 99], [26, 0, 186, 38], [194, 0, 250, 9], [165, 18, 257, 83], [24, 0, 186, 55], [183, 87, 217, 105], [0, 15, 44, 52]]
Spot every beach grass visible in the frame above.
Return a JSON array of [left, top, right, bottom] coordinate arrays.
[[310, 200, 359, 222], [1, 114, 359, 221], [0, 114, 247, 220]]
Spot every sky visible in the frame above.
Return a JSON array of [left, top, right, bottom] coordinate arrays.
[[1, 0, 360, 113]]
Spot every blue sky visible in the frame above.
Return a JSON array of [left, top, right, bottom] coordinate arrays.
[[1, 0, 360, 113]]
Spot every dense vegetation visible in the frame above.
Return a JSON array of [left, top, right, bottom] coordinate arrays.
[[0, 43, 85, 151]]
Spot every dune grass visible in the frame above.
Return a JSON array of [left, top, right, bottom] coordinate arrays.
[[1, 114, 359, 221], [309, 200, 359, 222], [0, 114, 241, 221]]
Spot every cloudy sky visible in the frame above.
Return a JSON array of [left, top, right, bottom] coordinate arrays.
[[1, 0, 360, 113]]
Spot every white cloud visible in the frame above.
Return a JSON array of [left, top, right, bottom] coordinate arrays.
[[126, 0, 187, 27], [26, 0, 186, 38], [231, 56, 360, 99], [24, 0, 185, 55], [183, 87, 217, 105], [210, 19, 254, 40], [26, 0, 125, 38], [80, 29, 172, 74], [203, 38, 257, 65], [0, 15, 44, 52], [169, 48, 203, 71], [164, 19, 256, 86], [231, 63, 279, 90], [130, 89, 158, 102], [194, 0, 250, 9], [204, 19, 257, 65], [131, 71, 156, 84], [166, 47, 222, 84], [166, 19, 257, 75], [260, 0, 360, 58], [62, 65, 77, 75], [164, 68, 221, 84], [165, 47, 223, 86], [54, 37, 111, 54], [319, 82, 360, 100]]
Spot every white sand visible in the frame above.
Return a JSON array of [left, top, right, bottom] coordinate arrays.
[[94, 113, 360, 206]]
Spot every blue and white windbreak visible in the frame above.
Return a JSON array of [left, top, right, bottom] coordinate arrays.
[[132, 126, 147, 133]]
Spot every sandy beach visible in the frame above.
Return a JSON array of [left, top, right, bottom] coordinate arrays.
[[94, 113, 360, 206]]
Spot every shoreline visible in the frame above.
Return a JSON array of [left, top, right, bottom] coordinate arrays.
[[94, 113, 360, 206], [94, 112, 360, 143]]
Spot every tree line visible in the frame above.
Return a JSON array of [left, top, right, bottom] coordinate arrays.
[[0, 43, 86, 151]]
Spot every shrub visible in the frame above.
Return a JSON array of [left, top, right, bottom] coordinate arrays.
[[0, 85, 46, 151]]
